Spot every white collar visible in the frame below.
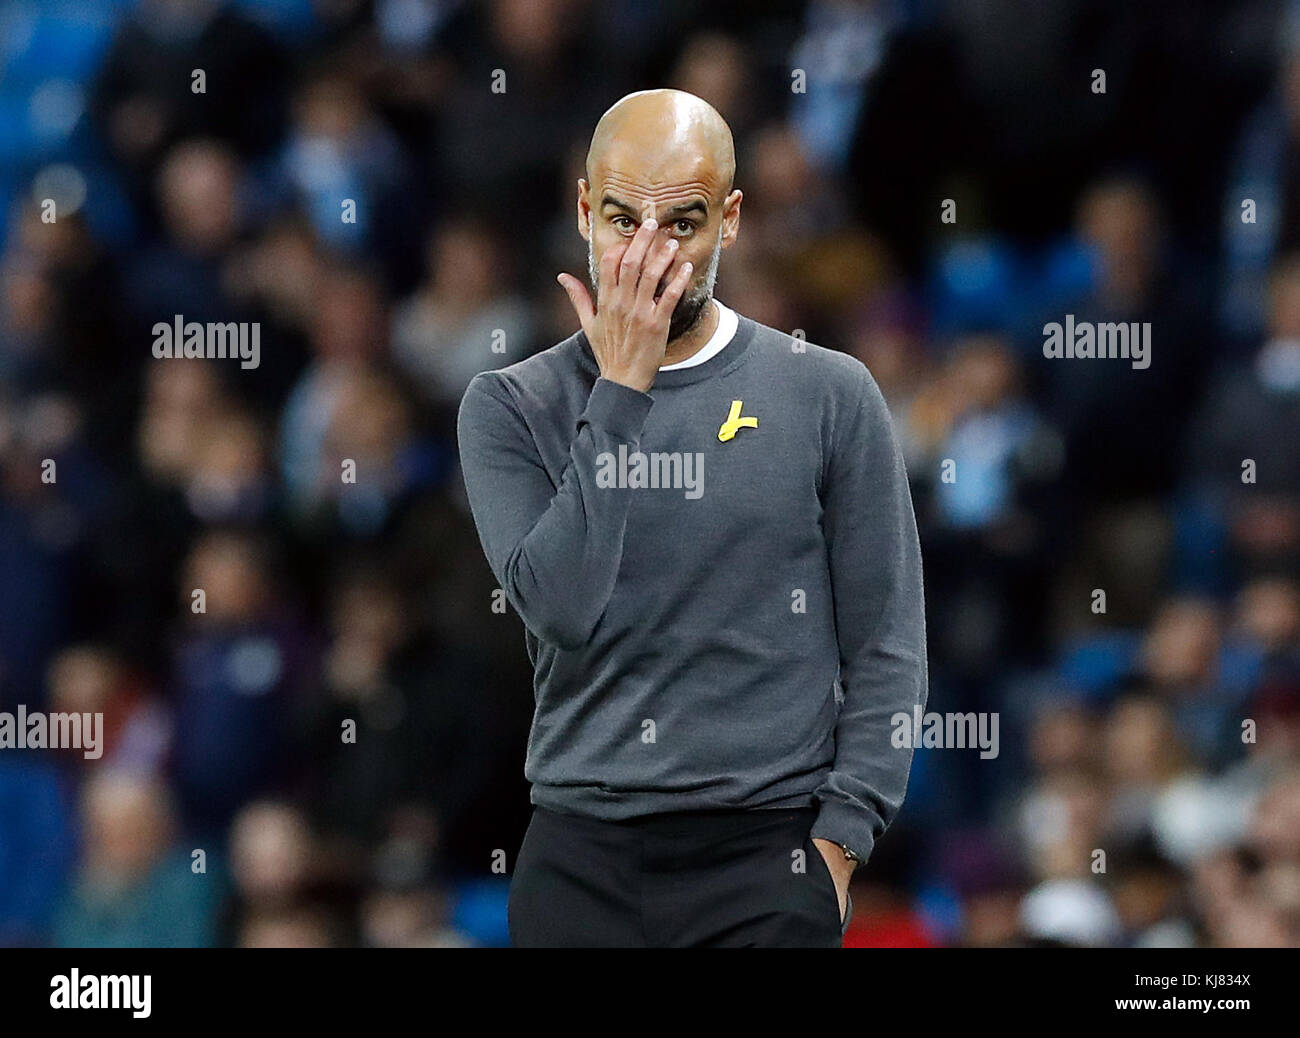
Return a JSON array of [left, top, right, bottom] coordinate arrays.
[[658, 300, 738, 370]]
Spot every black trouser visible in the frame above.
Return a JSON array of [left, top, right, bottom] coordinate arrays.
[[507, 804, 852, 947]]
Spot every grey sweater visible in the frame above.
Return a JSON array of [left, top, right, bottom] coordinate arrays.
[[456, 311, 927, 863]]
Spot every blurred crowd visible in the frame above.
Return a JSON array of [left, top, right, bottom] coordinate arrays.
[[1, 0, 1298, 948]]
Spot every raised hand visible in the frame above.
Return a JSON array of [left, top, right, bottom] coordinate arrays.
[[557, 211, 694, 393]]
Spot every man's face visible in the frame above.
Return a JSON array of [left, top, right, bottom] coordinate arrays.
[[588, 221, 722, 342], [579, 155, 740, 342]]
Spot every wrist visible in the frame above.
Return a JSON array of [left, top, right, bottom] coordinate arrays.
[[812, 836, 859, 880], [600, 369, 655, 393]]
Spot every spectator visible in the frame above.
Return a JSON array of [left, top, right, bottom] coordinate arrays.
[[53, 770, 220, 947], [390, 217, 536, 422]]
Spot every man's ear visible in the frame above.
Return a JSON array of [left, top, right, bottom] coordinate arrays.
[[577, 178, 592, 242], [721, 189, 743, 248]]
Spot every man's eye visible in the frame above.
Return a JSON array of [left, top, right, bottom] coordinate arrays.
[[674, 220, 696, 236], [612, 216, 635, 232]]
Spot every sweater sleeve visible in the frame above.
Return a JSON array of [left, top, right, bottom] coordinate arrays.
[[456, 372, 655, 650], [809, 368, 928, 864]]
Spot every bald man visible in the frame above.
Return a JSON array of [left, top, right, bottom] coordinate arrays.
[[458, 90, 927, 947]]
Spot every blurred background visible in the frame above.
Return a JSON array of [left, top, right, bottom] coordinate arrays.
[[0, 0, 1298, 948]]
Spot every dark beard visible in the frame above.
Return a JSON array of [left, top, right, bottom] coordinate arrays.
[[667, 291, 710, 344]]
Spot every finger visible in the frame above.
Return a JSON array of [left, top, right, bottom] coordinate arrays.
[[637, 236, 679, 309], [556, 273, 595, 335], [598, 241, 626, 303], [654, 259, 694, 316], [617, 217, 658, 295]]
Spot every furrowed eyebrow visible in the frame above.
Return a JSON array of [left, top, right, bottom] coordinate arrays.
[[599, 196, 709, 220], [663, 200, 708, 219], [601, 196, 640, 217]]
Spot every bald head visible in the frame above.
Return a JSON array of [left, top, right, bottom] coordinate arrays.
[[586, 89, 735, 197], [577, 89, 742, 343]]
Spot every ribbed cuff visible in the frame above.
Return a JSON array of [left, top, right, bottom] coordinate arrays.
[[580, 377, 654, 442], [809, 797, 878, 867]]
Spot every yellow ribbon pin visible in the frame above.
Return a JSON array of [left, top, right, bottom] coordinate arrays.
[[717, 400, 758, 442]]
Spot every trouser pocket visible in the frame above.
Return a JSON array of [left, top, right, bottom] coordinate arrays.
[[805, 832, 846, 937]]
